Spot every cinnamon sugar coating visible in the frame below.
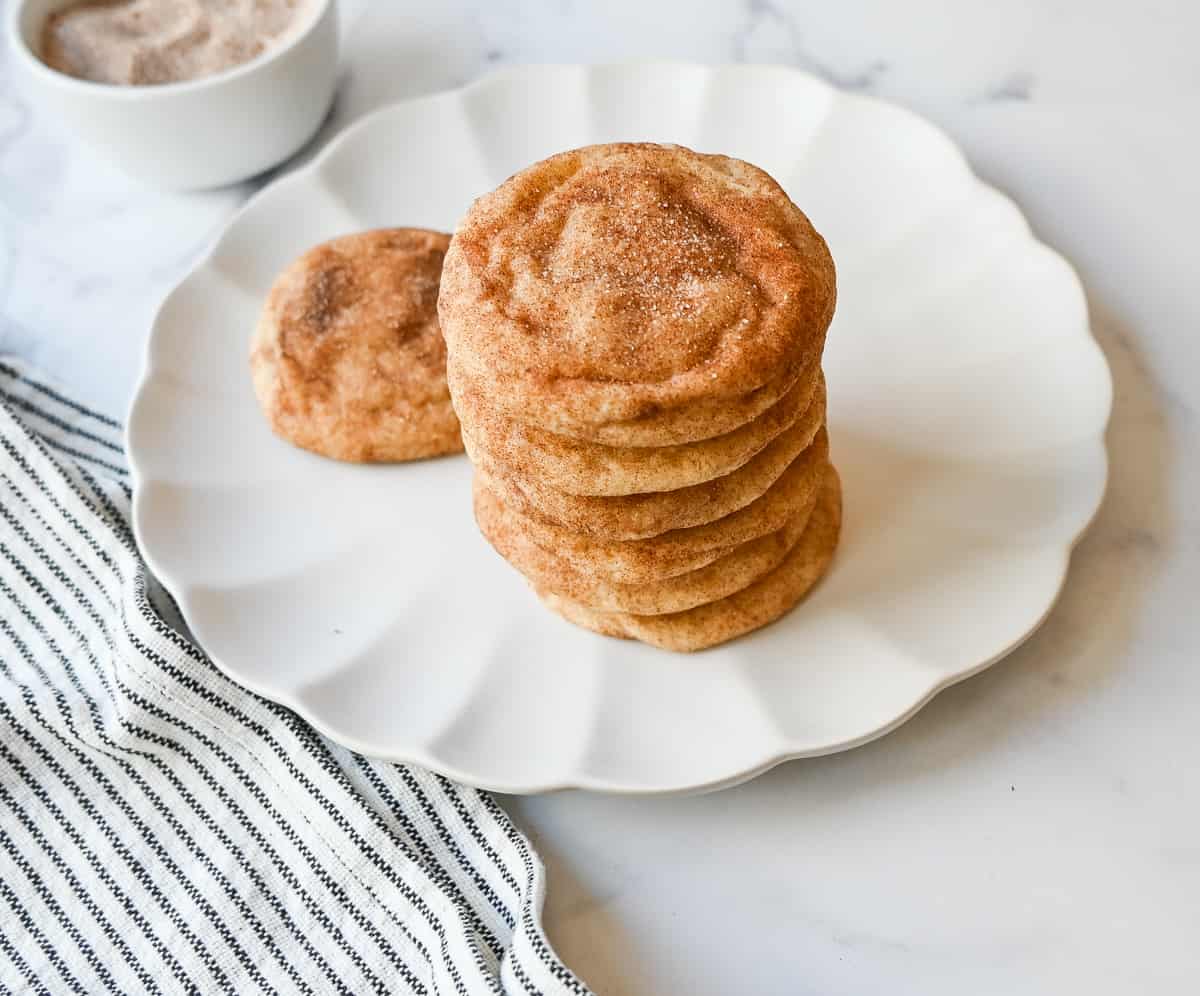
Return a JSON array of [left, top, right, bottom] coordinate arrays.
[[476, 472, 820, 616], [438, 143, 836, 441], [251, 228, 462, 463], [465, 374, 826, 540], [541, 466, 842, 652], [473, 428, 830, 585], [452, 361, 819, 496]]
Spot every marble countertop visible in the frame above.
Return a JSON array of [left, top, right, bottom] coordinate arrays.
[[3, 1, 1197, 992]]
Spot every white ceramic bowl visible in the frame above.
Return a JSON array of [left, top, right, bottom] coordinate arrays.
[[6, 0, 339, 190]]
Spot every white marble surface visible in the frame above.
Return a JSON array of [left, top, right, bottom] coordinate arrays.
[[3, 1, 1198, 992]]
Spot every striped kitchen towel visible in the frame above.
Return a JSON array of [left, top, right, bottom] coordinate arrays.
[[0, 358, 589, 996]]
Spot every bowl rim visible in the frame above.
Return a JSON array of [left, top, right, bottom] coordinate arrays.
[[6, 0, 335, 101]]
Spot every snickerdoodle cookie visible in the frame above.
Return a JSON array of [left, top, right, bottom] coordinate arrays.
[[472, 429, 829, 585], [465, 375, 826, 540], [476, 475, 820, 616], [438, 142, 835, 445], [452, 364, 818, 496], [252, 228, 462, 462], [541, 466, 841, 652]]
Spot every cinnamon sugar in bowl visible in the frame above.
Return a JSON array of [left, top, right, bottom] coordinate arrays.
[[6, 0, 339, 190]]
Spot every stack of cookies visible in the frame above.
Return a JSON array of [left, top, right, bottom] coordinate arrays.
[[438, 143, 840, 652]]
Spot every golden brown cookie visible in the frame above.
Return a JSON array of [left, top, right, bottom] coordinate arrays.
[[541, 465, 842, 651], [472, 428, 830, 585], [251, 228, 462, 462], [465, 374, 826, 540], [438, 142, 836, 442], [448, 345, 819, 448], [477, 474, 819, 616], [452, 364, 817, 497]]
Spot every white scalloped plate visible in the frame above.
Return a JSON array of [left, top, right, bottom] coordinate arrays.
[[128, 63, 1111, 794]]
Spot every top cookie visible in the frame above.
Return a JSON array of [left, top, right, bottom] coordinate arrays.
[[251, 228, 463, 463], [438, 142, 836, 439]]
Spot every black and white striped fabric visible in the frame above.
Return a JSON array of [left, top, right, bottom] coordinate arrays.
[[0, 358, 588, 996]]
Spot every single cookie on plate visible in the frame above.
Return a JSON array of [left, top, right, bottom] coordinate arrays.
[[251, 227, 462, 463]]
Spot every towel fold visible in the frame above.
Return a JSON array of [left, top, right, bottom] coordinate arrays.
[[0, 358, 587, 996]]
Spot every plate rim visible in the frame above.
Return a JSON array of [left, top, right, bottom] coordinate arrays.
[[127, 60, 1113, 795]]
